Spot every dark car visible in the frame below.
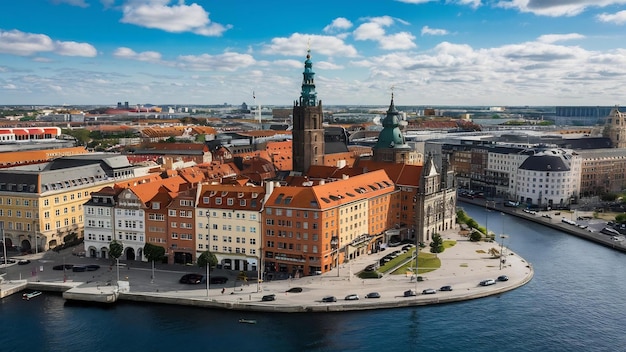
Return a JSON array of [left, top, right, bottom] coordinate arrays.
[[365, 292, 381, 299], [209, 276, 228, 284], [53, 264, 74, 270], [440, 285, 453, 292], [497, 275, 509, 282], [179, 273, 204, 284], [364, 264, 376, 272], [17, 259, 31, 265], [286, 287, 303, 293], [261, 294, 276, 301], [322, 296, 337, 303], [404, 289, 417, 297], [86, 264, 100, 271], [72, 265, 87, 272]]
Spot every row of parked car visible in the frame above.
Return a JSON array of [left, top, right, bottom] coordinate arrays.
[[52, 264, 100, 272]]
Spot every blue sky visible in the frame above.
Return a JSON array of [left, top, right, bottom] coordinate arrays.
[[1, 0, 626, 107]]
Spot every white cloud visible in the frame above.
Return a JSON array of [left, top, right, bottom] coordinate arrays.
[[0, 30, 96, 57], [323, 18, 353, 33], [120, 1, 231, 36], [537, 33, 585, 43], [421, 26, 449, 36], [113, 47, 162, 62], [597, 10, 626, 24], [496, 0, 626, 17], [263, 33, 358, 57], [353, 16, 416, 50], [55, 41, 98, 57], [453, 0, 482, 9], [51, 0, 89, 7], [176, 52, 256, 71]]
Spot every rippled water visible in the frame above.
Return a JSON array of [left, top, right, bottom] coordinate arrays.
[[2, 204, 625, 352]]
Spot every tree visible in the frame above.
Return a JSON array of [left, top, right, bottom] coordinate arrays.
[[144, 243, 165, 281], [429, 233, 444, 256], [109, 240, 123, 262], [197, 250, 217, 270], [469, 231, 482, 242]]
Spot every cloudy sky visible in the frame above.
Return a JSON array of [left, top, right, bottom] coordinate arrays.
[[1, 0, 626, 107]]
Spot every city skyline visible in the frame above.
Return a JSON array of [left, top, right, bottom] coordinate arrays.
[[1, 0, 626, 107]]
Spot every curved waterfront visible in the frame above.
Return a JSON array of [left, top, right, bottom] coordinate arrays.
[[2, 203, 625, 352]]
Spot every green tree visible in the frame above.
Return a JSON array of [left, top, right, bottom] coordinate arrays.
[[197, 250, 217, 270], [615, 213, 626, 224], [469, 231, 482, 242], [144, 243, 165, 280], [429, 233, 444, 256], [109, 240, 123, 262]]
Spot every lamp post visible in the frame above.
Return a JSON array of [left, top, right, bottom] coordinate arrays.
[[499, 234, 508, 270], [330, 235, 339, 277], [2, 226, 7, 274]]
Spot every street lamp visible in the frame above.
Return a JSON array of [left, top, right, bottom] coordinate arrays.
[[330, 235, 339, 277], [499, 234, 508, 270]]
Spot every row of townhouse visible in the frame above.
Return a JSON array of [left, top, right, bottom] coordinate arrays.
[[82, 157, 456, 278]]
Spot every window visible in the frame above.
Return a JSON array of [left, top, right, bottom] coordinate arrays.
[[169, 210, 176, 216]]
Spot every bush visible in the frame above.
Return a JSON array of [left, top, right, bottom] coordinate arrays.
[[358, 271, 382, 279], [469, 231, 482, 242]]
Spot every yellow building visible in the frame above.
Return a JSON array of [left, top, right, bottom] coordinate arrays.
[[0, 154, 150, 252]]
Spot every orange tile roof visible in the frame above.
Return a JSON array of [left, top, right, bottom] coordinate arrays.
[[266, 169, 395, 210]]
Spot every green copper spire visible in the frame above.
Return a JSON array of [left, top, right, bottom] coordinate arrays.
[[300, 49, 317, 107], [374, 92, 409, 149]]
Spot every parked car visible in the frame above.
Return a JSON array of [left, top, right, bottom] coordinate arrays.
[[179, 273, 204, 284], [440, 285, 453, 292], [72, 265, 87, 272], [403, 289, 417, 297], [86, 264, 100, 271], [422, 288, 437, 295], [480, 279, 496, 286], [210, 276, 228, 284], [497, 275, 509, 282], [261, 294, 276, 302], [286, 287, 303, 293], [344, 294, 359, 301], [53, 264, 74, 270], [17, 259, 31, 265], [364, 264, 376, 272], [322, 296, 337, 303], [365, 292, 381, 299]]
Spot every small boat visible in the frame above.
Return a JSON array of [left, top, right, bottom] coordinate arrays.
[[238, 319, 257, 324], [22, 291, 42, 300]]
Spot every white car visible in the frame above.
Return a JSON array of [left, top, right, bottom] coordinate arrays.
[[480, 279, 496, 286]]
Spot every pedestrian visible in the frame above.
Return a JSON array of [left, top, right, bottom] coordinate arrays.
[[221, 288, 225, 294]]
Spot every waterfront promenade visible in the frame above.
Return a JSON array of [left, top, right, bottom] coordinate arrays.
[[1, 227, 533, 312]]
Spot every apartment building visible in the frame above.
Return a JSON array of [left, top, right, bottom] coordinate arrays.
[[0, 154, 145, 252], [263, 169, 398, 277], [196, 182, 265, 271]]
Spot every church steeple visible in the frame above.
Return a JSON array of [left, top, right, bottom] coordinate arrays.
[[292, 48, 324, 174], [300, 49, 317, 107]]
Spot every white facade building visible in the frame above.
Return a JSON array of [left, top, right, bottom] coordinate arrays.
[[514, 149, 581, 208]]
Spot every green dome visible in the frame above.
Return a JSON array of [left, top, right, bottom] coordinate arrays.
[[374, 94, 409, 149]]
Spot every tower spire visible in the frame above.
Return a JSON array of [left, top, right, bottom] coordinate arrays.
[[300, 45, 317, 107]]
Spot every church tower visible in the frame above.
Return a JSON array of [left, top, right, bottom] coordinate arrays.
[[292, 49, 324, 174], [372, 93, 414, 163]]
